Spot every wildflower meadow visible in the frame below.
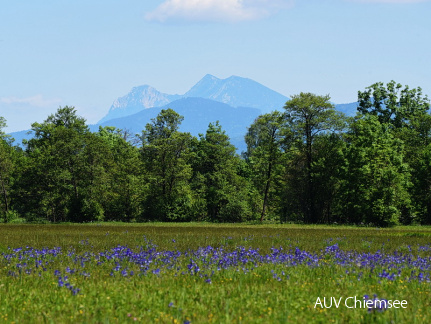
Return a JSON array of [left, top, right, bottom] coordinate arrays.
[[0, 223, 430, 323]]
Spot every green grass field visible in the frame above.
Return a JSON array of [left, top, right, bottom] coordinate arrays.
[[0, 223, 430, 323]]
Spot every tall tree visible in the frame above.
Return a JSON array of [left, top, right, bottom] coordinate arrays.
[[339, 115, 411, 226], [411, 143, 431, 224], [283, 93, 346, 223], [22, 106, 91, 222], [97, 126, 143, 221], [245, 112, 287, 222], [140, 109, 195, 221], [358, 81, 431, 224], [193, 122, 250, 222], [308, 132, 346, 224], [0, 117, 14, 220], [397, 112, 431, 224]]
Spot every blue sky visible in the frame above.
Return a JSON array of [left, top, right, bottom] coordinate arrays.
[[1, 0, 430, 132]]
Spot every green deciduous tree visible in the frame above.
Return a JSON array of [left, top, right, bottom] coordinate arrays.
[[358, 81, 431, 224], [245, 112, 287, 222], [308, 133, 346, 224], [283, 93, 346, 223], [339, 115, 411, 226], [411, 144, 431, 224], [140, 109, 195, 221], [398, 113, 431, 224], [0, 117, 15, 221], [26, 107, 89, 221], [97, 126, 143, 221], [19, 106, 115, 222], [193, 122, 251, 222]]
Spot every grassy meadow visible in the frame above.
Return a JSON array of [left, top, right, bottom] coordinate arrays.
[[0, 223, 430, 323]]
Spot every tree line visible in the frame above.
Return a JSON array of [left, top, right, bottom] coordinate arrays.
[[1, 81, 430, 226]]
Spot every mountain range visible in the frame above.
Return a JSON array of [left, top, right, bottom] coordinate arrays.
[[10, 74, 359, 152], [98, 74, 290, 124]]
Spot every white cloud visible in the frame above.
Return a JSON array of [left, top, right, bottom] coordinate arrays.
[[0, 95, 61, 108], [145, 0, 294, 23]]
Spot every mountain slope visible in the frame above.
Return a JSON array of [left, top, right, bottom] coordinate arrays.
[[98, 97, 261, 152], [184, 74, 289, 113], [98, 85, 180, 124]]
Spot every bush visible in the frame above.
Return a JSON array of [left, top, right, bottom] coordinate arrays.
[[3, 210, 21, 223]]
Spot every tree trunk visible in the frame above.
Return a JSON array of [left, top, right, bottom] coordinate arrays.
[[305, 120, 315, 223], [260, 162, 273, 222], [0, 172, 9, 214]]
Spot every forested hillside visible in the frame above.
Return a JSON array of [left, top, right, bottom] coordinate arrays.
[[1, 81, 430, 226]]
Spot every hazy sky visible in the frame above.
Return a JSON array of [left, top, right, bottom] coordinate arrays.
[[1, 0, 430, 132]]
